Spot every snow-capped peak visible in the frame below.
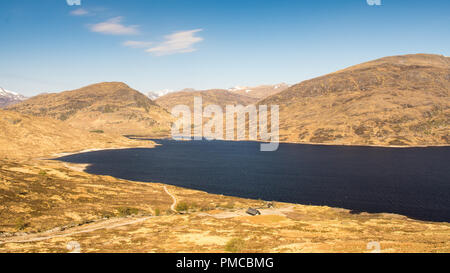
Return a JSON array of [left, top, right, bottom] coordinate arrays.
[[0, 87, 27, 107], [228, 86, 246, 92], [0, 87, 16, 96], [228, 83, 290, 93], [147, 89, 175, 100], [0, 87, 26, 99]]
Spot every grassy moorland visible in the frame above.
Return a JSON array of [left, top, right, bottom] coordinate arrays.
[[0, 158, 449, 253], [259, 54, 449, 146]]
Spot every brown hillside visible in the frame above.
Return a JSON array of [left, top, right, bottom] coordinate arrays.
[[259, 54, 450, 146], [7, 82, 173, 137], [0, 110, 148, 159], [229, 83, 289, 99], [155, 89, 258, 112]]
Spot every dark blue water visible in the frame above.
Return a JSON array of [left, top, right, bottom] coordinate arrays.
[[56, 140, 450, 222]]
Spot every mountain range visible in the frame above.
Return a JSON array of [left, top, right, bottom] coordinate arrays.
[[148, 83, 288, 105], [227, 83, 290, 99], [155, 89, 258, 112], [2, 53, 449, 147], [7, 82, 173, 136]]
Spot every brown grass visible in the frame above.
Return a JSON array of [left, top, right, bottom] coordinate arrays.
[[0, 159, 449, 253]]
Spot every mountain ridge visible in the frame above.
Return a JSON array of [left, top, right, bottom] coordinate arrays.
[[259, 53, 449, 146], [227, 83, 290, 99], [155, 88, 259, 111], [148, 83, 288, 103], [7, 82, 173, 136]]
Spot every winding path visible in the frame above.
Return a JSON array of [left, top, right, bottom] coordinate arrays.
[[164, 186, 178, 212], [0, 216, 152, 245], [0, 186, 178, 245]]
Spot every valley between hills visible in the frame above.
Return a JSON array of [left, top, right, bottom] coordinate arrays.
[[0, 53, 449, 253]]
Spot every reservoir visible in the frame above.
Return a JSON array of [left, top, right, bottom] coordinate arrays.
[[56, 139, 450, 222]]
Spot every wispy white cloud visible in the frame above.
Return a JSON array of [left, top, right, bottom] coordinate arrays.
[[70, 8, 89, 16], [89, 17, 139, 35], [123, 40, 153, 48], [145, 29, 204, 56]]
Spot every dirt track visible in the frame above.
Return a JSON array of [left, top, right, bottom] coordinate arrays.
[[164, 186, 178, 212], [0, 216, 153, 244], [0, 186, 179, 245]]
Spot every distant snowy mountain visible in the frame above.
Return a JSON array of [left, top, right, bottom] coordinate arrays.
[[0, 87, 27, 108], [147, 89, 175, 100], [147, 88, 198, 100], [227, 83, 290, 99], [148, 83, 290, 101]]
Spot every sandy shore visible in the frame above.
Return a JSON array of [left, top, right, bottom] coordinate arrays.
[[50, 145, 155, 159]]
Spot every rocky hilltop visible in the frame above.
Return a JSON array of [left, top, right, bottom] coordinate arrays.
[[259, 54, 449, 146], [7, 82, 173, 137]]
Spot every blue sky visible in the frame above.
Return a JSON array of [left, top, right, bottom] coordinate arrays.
[[1, 0, 449, 96]]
